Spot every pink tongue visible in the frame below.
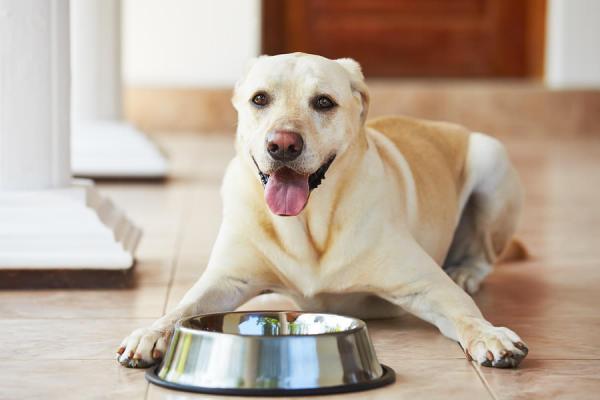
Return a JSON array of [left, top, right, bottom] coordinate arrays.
[[265, 168, 310, 216]]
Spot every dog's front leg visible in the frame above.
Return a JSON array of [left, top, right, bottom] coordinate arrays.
[[117, 225, 273, 368], [374, 243, 528, 368]]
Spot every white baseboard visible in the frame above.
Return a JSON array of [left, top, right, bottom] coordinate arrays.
[[71, 120, 169, 179]]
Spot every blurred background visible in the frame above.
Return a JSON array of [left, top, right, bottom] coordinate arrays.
[[122, 0, 600, 136]]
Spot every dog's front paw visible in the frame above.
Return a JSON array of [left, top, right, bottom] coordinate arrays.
[[462, 320, 528, 368], [116, 326, 172, 368]]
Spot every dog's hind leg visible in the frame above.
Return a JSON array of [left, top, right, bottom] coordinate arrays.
[[443, 133, 523, 294]]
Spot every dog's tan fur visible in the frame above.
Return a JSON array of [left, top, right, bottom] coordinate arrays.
[[368, 116, 470, 264], [118, 53, 528, 369]]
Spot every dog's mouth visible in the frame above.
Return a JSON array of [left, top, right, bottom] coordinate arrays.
[[252, 155, 336, 217]]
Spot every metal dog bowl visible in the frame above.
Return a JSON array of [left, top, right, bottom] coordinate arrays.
[[146, 311, 395, 396]]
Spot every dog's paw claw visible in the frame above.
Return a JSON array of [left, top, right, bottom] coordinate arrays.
[[116, 326, 171, 369], [515, 341, 528, 354], [488, 342, 527, 368], [115, 346, 125, 360], [464, 323, 528, 369], [118, 354, 156, 369]]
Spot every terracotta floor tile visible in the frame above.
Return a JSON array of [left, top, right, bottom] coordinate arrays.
[[500, 317, 600, 360], [157, 134, 234, 184], [476, 360, 600, 400], [133, 235, 179, 285], [474, 261, 600, 319], [367, 316, 465, 361], [0, 360, 148, 400], [1, 318, 155, 360], [97, 183, 191, 237], [169, 187, 222, 285], [0, 285, 168, 319]]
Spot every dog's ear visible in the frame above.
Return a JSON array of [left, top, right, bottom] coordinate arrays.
[[232, 56, 267, 108], [336, 58, 370, 123]]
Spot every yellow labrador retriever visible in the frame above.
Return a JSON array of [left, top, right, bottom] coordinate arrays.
[[118, 53, 527, 369]]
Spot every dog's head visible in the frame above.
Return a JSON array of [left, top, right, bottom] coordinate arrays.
[[232, 53, 369, 217]]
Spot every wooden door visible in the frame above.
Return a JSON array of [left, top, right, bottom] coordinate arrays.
[[262, 0, 545, 78]]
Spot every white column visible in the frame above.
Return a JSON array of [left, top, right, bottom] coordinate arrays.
[[0, 0, 71, 190], [70, 0, 168, 179], [71, 0, 122, 121], [0, 0, 141, 287], [546, 0, 600, 87]]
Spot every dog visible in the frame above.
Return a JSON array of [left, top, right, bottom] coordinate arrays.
[[117, 53, 528, 369]]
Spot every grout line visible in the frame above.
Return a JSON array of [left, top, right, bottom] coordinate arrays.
[[456, 343, 498, 400], [143, 187, 197, 400], [470, 361, 499, 400], [160, 187, 197, 315]]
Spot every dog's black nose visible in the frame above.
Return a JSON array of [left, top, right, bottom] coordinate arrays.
[[266, 131, 304, 162]]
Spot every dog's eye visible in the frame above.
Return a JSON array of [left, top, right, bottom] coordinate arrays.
[[313, 95, 336, 111], [251, 92, 269, 107]]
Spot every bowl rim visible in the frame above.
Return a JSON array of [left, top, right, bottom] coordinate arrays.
[[176, 310, 368, 338]]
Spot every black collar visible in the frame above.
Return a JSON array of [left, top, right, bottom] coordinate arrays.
[[251, 155, 336, 191]]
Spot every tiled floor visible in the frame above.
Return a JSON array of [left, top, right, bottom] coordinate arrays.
[[2, 132, 599, 400]]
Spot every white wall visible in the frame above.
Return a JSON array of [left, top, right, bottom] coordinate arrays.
[[123, 0, 600, 88], [122, 0, 261, 87], [546, 0, 600, 87]]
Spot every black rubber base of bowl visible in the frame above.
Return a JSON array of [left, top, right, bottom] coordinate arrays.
[[146, 364, 395, 397]]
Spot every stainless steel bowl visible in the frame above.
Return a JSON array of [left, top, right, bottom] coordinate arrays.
[[146, 311, 395, 396]]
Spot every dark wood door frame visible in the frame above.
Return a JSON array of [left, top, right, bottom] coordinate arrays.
[[262, 0, 546, 78]]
